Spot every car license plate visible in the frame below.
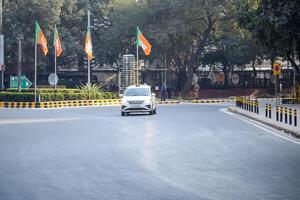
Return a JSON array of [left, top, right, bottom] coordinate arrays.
[[131, 105, 141, 108]]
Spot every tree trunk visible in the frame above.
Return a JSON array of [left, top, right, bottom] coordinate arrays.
[[288, 50, 299, 73], [222, 63, 229, 88], [189, 14, 213, 66]]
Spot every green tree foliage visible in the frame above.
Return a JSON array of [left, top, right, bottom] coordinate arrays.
[[2, 0, 299, 91], [237, 0, 300, 71], [3, 0, 64, 72], [3, 0, 108, 73]]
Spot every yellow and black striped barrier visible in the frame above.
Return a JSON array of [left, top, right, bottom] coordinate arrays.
[[236, 96, 259, 114], [192, 99, 233, 104], [0, 102, 37, 108], [264, 104, 272, 119], [284, 107, 288, 124], [255, 100, 259, 114], [0, 99, 121, 109], [280, 106, 283, 122], [276, 106, 279, 121], [159, 100, 180, 104], [0, 98, 234, 109], [294, 109, 297, 127]]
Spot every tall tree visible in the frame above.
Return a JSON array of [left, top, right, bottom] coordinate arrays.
[[3, 0, 64, 73], [238, 0, 300, 71]]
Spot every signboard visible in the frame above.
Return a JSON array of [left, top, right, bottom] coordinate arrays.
[[273, 63, 281, 76], [48, 73, 59, 86], [10, 75, 32, 89], [231, 73, 240, 85]]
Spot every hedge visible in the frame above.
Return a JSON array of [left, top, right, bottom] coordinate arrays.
[[0, 91, 117, 102], [0, 92, 35, 102], [5, 88, 81, 94]]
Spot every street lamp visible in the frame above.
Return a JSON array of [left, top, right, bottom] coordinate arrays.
[[86, 9, 111, 86]]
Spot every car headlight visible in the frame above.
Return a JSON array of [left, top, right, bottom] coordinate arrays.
[[144, 98, 151, 105], [121, 98, 127, 105]]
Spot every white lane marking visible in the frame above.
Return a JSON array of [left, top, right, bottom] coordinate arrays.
[[220, 108, 300, 146], [0, 118, 80, 125]]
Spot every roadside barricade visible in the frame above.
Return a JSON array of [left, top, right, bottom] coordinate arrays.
[[236, 96, 259, 114], [272, 105, 297, 127], [0, 99, 121, 109], [236, 96, 298, 127]]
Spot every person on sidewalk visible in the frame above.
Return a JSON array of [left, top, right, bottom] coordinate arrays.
[[160, 84, 167, 101], [193, 83, 200, 100]]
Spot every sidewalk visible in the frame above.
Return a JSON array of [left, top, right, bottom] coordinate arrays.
[[230, 98, 300, 138]]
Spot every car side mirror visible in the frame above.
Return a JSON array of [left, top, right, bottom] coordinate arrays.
[[119, 94, 123, 98]]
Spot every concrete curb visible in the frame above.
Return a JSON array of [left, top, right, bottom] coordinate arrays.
[[228, 107, 300, 139]]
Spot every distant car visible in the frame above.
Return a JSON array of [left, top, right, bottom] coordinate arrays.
[[121, 84, 156, 116]]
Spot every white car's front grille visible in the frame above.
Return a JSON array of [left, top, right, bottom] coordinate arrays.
[[128, 100, 145, 104]]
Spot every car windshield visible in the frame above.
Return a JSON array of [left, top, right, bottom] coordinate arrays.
[[124, 88, 150, 96]]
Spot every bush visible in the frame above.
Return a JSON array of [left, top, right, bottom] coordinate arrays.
[[40, 93, 52, 101], [0, 90, 118, 102], [0, 92, 35, 102], [5, 88, 81, 94], [102, 92, 112, 99]]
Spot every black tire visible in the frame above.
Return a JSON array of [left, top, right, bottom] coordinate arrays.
[[121, 112, 125, 116], [153, 108, 157, 114], [149, 110, 153, 115]]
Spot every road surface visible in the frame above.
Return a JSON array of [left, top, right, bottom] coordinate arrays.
[[0, 104, 300, 200]]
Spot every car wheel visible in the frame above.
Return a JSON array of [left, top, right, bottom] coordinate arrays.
[[153, 108, 156, 114], [149, 110, 153, 115], [121, 112, 125, 116]]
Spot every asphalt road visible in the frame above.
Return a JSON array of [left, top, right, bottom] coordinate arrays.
[[0, 104, 300, 200]]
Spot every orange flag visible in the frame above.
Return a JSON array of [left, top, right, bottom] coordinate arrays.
[[136, 27, 151, 56], [35, 21, 48, 55], [53, 26, 62, 57], [84, 28, 93, 61]]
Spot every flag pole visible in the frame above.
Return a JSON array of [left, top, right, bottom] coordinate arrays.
[[88, 58, 90, 86], [87, 10, 91, 87], [54, 45, 57, 89], [136, 42, 139, 85], [34, 41, 37, 102]]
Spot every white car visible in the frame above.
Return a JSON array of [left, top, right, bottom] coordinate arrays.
[[121, 84, 156, 116]]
